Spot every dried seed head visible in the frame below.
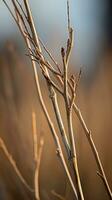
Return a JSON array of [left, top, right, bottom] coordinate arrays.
[[61, 47, 65, 58]]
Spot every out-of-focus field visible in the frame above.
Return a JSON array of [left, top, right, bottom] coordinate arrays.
[[0, 44, 112, 200]]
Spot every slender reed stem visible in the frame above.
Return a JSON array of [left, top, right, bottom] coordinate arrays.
[[73, 104, 112, 199], [0, 138, 33, 192], [4, 0, 78, 198], [32, 112, 44, 200], [2, 0, 112, 199]]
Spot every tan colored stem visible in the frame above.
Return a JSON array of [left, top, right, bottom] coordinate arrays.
[[48, 86, 71, 158], [73, 104, 112, 199], [32, 112, 44, 200], [0, 138, 33, 192], [56, 73, 112, 199], [61, 11, 84, 198], [67, 109, 84, 200], [51, 190, 65, 200], [13, 1, 78, 198], [3, 0, 112, 199]]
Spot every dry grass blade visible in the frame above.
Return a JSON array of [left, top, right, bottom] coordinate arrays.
[[32, 111, 44, 200], [37, 0, 112, 196], [16, 0, 27, 20], [2, 0, 112, 199], [48, 86, 71, 158], [0, 137, 34, 192], [51, 190, 65, 200], [5, 1, 78, 198], [73, 104, 112, 199], [39, 38, 62, 74], [32, 112, 38, 162], [60, 1, 84, 199]]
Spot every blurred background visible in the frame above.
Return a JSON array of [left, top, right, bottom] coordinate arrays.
[[0, 0, 112, 199]]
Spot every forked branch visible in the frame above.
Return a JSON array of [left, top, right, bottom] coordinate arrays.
[[2, 0, 112, 199], [2, 0, 78, 198]]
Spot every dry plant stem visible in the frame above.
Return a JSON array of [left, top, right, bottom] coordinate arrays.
[[32, 112, 44, 200], [22, 2, 78, 198], [26, 29, 78, 200], [61, 9, 84, 198], [3, 0, 112, 199], [27, 33, 78, 200], [64, 83, 84, 200], [23, 0, 40, 50], [51, 68, 112, 199], [43, 75, 63, 96], [48, 86, 71, 158], [3, 0, 80, 198], [51, 190, 65, 200], [5, 0, 78, 198], [34, 138, 44, 200], [32, 112, 38, 162], [56, 74, 112, 199], [20, 0, 112, 198], [0, 138, 33, 192], [38, 38, 61, 74], [73, 104, 112, 199], [42, 13, 112, 196], [68, 108, 84, 200]]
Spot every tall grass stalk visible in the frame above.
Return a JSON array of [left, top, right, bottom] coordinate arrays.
[[2, 0, 112, 199]]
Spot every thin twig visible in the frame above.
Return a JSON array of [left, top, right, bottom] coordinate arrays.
[[51, 190, 65, 200], [16, 0, 27, 20], [0, 137, 34, 192], [8, 1, 78, 198], [32, 111, 44, 200], [48, 86, 71, 158], [39, 37, 62, 74], [73, 104, 112, 199], [44, 74, 63, 95], [61, 2, 84, 199], [2, 0, 112, 199]]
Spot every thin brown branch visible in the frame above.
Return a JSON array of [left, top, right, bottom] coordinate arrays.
[[16, 0, 27, 20], [32, 112, 38, 162], [66, 94, 84, 200], [2, 0, 19, 25], [32, 111, 44, 200], [54, 71, 112, 199], [51, 7, 112, 197], [60, 2, 84, 199], [3, 0, 112, 199], [11, 2, 78, 197], [51, 190, 65, 200], [27, 49, 62, 77], [0, 137, 34, 192], [21, 3, 78, 198], [48, 86, 71, 158], [11, 0, 29, 35], [67, 0, 70, 32], [61, 47, 69, 108], [39, 37, 62, 74], [44, 74, 63, 95], [23, 0, 41, 52], [73, 104, 112, 199]]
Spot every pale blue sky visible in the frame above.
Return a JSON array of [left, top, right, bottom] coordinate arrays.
[[0, 0, 107, 70]]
